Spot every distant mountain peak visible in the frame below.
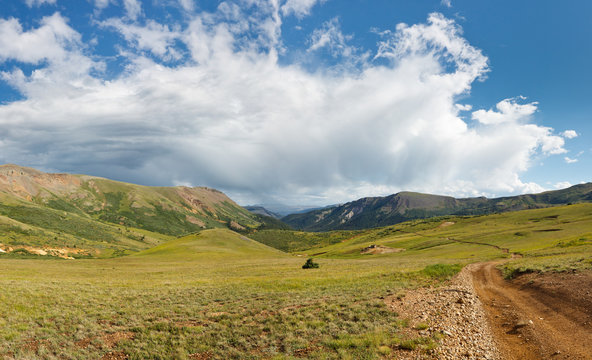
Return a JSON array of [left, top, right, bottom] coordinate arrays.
[[244, 206, 282, 219], [282, 184, 592, 231]]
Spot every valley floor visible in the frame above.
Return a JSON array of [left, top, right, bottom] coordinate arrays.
[[2, 204, 592, 359]]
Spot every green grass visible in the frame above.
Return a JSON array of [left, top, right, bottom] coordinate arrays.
[[0, 228, 473, 359], [1, 204, 592, 359], [0, 203, 172, 256], [290, 204, 592, 266], [420, 264, 463, 280], [135, 229, 285, 259], [0, 255, 435, 357], [247, 229, 359, 252]]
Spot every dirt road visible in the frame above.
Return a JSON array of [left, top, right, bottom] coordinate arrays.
[[470, 262, 592, 360]]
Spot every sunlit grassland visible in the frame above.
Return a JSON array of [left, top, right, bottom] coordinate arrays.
[[0, 230, 466, 359], [1, 205, 592, 359], [291, 203, 592, 264]]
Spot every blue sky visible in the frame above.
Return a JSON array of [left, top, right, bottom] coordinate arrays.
[[0, 0, 589, 206]]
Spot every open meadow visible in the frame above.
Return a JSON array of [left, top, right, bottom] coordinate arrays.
[[1, 205, 592, 359]]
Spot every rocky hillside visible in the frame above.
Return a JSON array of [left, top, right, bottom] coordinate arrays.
[[0, 164, 266, 255], [283, 184, 592, 231], [244, 206, 282, 219]]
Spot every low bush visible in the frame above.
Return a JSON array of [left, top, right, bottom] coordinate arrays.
[[302, 258, 319, 269]]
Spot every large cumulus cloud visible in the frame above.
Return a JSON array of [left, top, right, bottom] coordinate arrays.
[[0, 3, 575, 205]]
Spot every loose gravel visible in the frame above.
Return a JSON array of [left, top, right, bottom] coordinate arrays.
[[386, 264, 500, 359]]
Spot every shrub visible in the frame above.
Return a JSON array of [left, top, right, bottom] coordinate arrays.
[[302, 258, 319, 269]]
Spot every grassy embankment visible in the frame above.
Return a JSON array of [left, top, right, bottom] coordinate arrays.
[[1, 204, 591, 359]]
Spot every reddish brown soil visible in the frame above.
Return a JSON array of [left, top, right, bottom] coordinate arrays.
[[101, 351, 128, 360], [102, 331, 134, 348], [188, 352, 212, 360], [471, 262, 592, 360]]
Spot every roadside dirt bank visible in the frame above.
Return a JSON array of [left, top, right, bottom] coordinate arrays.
[[386, 265, 499, 359], [471, 262, 592, 360], [386, 262, 592, 359]]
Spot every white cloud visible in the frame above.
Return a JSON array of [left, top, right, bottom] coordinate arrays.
[[24, 0, 57, 7], [0, 13, 102, 100], [564, 157, 578, 164], [308, 18, 356, 58], [101, 19, 181, 60], [306, 18, 370, 71], [562, 129, 578, 139], [94, 0, 111, 10], [178, 0, 194, 12], [441, 0, 452, 8], [375, 13, 488, 81], [0, 10, 575, 205], [0, 13, 80, 64], [123, 0, 142, 21], [281, 0, 325, 18], [472, 96, 537, 125], [554, 181, 572, 189]]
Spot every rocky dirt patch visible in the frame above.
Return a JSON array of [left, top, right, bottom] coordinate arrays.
[[0, 244, 91, 259], [438, 221, 455, 228], [228, 221, 246, 231], [386, 265, 499, 359], [186, 215, 206, 228], [360, 244, 405, 255]]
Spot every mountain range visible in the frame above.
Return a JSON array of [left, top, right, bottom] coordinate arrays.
[[282, 184, 592, 231], [3, 163, 592, 250]]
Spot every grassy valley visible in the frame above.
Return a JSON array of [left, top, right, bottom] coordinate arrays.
[[1, 202, 591, 358]]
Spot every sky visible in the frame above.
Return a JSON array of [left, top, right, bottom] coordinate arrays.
[[0, 0, 590, 207]]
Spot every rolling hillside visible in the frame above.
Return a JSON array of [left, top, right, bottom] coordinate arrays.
[[0, 164, 269, 256], [282, 184, 592, 231], [135, 228, 285, 259]]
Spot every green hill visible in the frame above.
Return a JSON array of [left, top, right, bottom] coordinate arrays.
[[282, 184, 592, 231], [0, 164, 276, 256], [0, 200, 173, 258], [135, 228, 285, 259]]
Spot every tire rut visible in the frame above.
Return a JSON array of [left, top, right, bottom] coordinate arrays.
[[470, 262, 592, 360]]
